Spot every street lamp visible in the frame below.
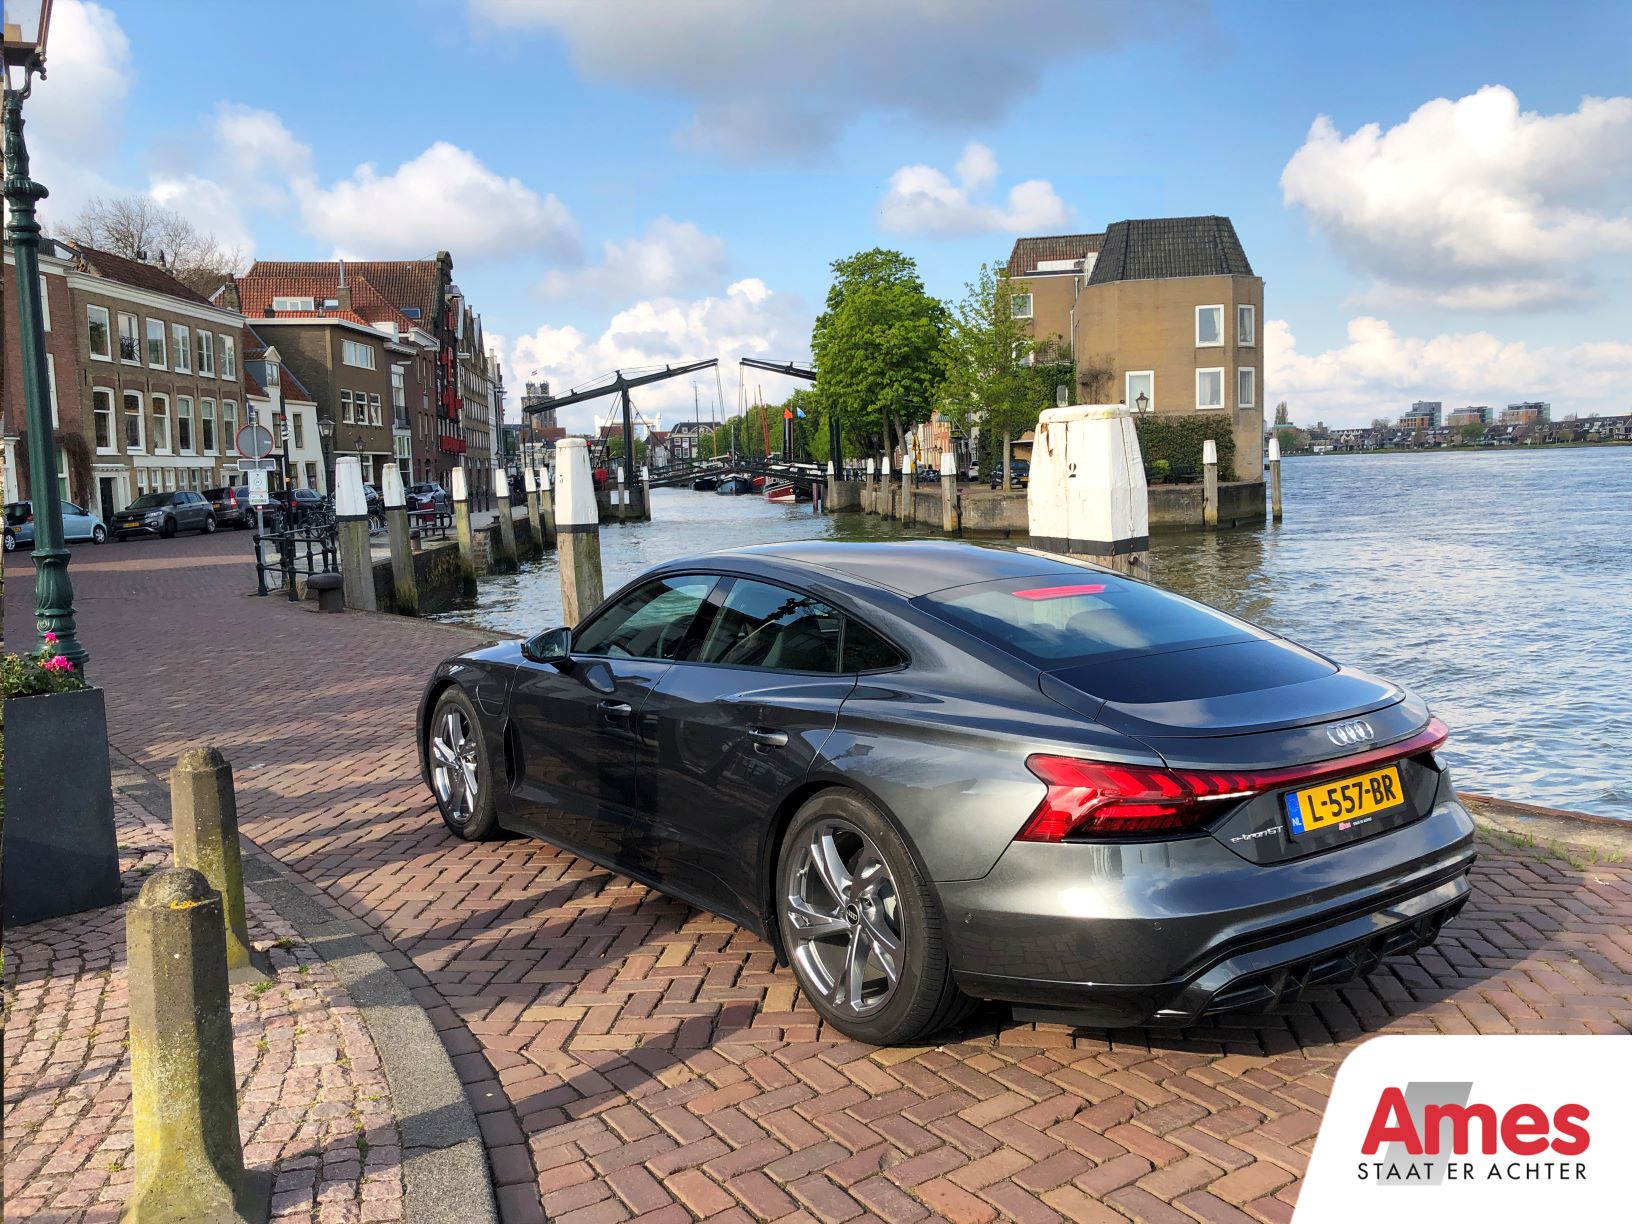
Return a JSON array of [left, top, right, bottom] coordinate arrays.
[[317, 417, 335, 493], [3, 3, 80, 667], [1136, 391, 1150, 415]]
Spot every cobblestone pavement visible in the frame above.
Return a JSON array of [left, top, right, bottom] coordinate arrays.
[[2, 791, 403, 1224], [6, 535, 1631, 1224]]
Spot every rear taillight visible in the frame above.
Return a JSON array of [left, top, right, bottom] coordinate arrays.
[[1018, 717, 1450, 842]]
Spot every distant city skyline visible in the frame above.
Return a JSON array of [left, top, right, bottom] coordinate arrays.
[[27, 1, 1632, 431]]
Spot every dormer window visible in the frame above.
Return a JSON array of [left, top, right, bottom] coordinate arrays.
[[271, 296, 315, 312]]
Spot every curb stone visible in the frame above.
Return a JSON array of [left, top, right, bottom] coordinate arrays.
[[108, 751, 499, 1224]]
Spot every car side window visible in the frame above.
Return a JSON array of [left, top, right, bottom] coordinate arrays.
[[842, 618, 905, 672], [573, 575, 716, 661], [697, 578, 842, 673]]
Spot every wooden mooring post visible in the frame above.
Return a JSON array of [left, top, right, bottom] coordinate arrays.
[[335, 455, 376, 612], [556, 438, 605, 625]]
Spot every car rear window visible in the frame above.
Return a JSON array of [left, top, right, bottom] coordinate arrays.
[[915, 573, 1262, 667], [4, 503, 29, 525]]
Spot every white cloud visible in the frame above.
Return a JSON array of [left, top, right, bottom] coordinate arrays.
[[1281, 86, 1632, 310], [470, 0, 1201, 156], [28, 0, 132, 223], [538, 217, 728, 304], [296, 142, 579, 261], [1266, 316, 1632, 426], [878, 142, 1071, 237], [505, 278, 811, 434]]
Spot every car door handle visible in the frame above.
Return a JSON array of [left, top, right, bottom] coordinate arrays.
[[598, 699, 633, 718], [748, 727, 789, 749]]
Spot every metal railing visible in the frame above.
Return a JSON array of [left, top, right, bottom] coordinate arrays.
[[253, 519, 339, 601], [407, 506, 452, 541]]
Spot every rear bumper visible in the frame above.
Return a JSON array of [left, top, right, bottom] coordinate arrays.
[[940, 794, 1476, 1027]]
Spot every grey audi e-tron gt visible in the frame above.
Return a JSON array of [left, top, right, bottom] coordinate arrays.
[[418, 540, 1474, 1045]]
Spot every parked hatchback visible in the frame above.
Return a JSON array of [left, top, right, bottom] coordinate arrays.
[[203, 485, 256, 529], [407, 482, 451, 513], [113, 491, 216, 540], [4, 500, 109, 551]]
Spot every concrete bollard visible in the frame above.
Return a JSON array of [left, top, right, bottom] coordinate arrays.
[[451, 466, 477, 592], [170, 746, 271, 984], [1268, 435, 1283, 522], [380, 465, 418, 616], [493, 469, 518, 571], [539, 465, 557, 546], [556, 438, 605, 626], [940, 450, 959, 534], [126, 868, 273, 1224], [1027, 402, 1150, 580], [1202, 438, 1219, 529], [523, 464, 544, 549], [334, 456, 377, 612]]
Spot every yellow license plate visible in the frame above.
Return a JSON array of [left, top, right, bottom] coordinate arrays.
[[1285, 764, 1404, 836]]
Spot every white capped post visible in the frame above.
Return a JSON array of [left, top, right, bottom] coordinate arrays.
[[880, 453, 893, 519], [334, 456, 377, 611], [493, 468, 518, 569], [522, 463, 544, 547], [1026, 402, 1150, 580], [538, 463, 556, 545], [1202, 437, 1220, 529], [556, 438, 604, 625], [940, 449, 958, 534], [380, 464, 417, 615], [450, 465, 477, 590], [1267, 435, 1283, 522]]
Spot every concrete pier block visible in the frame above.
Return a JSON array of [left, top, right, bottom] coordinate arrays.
[[124, 868, 272, 1224], [1027, 402, 1150, 580], [170, 747, 271, 984], [334, 456, 376, 612], [556, 438, 605, 626], [493, 471, 519, 571], [381, 465, 418, 616], [1202, 438, 1220, 529]]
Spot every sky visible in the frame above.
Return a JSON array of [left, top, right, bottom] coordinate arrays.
[[24, 0, 1632, 433]]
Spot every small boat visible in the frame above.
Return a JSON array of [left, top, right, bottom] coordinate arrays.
[[764, 481, 797, 503], [751, 475, 767, 490], [690, 476, 719, 491], [716, 475, 755, 495]]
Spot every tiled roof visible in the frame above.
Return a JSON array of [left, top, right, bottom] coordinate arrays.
[[233, 266, 414, 332], [66, 242, 217, 306], [244, 258, 446, 322], [1006, 233, 1104, 278], [1086, 216, 1254, 285]]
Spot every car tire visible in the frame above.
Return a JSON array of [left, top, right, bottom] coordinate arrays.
[[3, 531, 14, 552], [92, 525, 107, 544], [161, 517, 177, 539], [775, 789, 975, 1045], [201, 515, 217, 535], [427, 687, 501, 840]]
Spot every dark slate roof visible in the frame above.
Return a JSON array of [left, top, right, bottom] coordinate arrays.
[[1086, 216, 1254, 285], [66, 242, 215, 305], [1006, 233, 1104, 278]]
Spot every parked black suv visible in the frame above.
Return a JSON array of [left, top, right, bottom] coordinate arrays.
[[264, 486, 325, 526], [203, 485, 256, 529]]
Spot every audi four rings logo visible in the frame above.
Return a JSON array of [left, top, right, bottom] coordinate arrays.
[[1327, 719, 1376, 747]]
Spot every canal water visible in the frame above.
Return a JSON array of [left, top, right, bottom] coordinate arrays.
[[437, 448, 1632, 819]]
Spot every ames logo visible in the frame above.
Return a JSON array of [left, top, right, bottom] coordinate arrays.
[[1363, 1086, 1591, 1156]]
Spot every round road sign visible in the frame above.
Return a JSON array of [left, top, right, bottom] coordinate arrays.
[[236, 424, 275, 460]]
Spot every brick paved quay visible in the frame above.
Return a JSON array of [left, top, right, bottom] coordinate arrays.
[[5, 532, 1631, 1224]]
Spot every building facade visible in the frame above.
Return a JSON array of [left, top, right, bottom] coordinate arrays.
[[1501, 401, 1551, 426], [243, 331, 325, 492]]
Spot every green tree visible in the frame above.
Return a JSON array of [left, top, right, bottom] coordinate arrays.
[[811, 249, 950, 460], [1274, 401, 1290, 427], [1460, 422, 1485, 443]]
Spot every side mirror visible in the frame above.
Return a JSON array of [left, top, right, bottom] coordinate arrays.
[[521, 625, 572, 666]]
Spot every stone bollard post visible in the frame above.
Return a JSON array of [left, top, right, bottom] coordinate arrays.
[[523, 464, 545, 550], [1268, 435, 1283, 522], [1202, 438, 1219, 529], [170, 746, 271, 984], [380, 465, 418, 616], [125, 868, 273, 1224], [940, 450, 959, 534], [556, 438, 605, 625], [1027, 403, 1150, 580], [493, 470, 519, 571], [334, 456, 377, 612], [616, 466, 630, 523], [539, 465, 557, 546], [880, 454, 894, 519], [451, 465, 477, 593]]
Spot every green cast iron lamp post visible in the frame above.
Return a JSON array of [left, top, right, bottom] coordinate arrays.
[[3, 1, 82, 668]]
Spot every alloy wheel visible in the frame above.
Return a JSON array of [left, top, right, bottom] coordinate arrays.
[[784, 820, 905, 1018], [430, 707, 479, 825]]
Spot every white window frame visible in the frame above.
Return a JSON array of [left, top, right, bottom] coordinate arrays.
[[1236, 303, 1256, 347], [201, 399, 217, 455], [46, 354, 59, 427], [123, 390, 146, 452], [146, 316, 167, 368], [1237, 366, 1256, 410], [293, 411, 305, 451], [117, 311, 140, 364], [196, 330, 215, 377], [1196, 367, 1225, 411], [177, 396, 195, 454], [222, 401, 238, 453], [40, 275, 50, 330], [218, 333, 236, 381], [1010, 292, 1034, 320], [87, 304, 112, 361], [93, 387, 118, 454], [1125, 370, 1155, 413], [272, 295, 314, 312], [1195, 304, 1224, 348], [369, 393, 382, 427], [341, 390, 355, 423], [173, 322, 192, 373], [151, 393, 172, 454], [341, 339, 377, 370]]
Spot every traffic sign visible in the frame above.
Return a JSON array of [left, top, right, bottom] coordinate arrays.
[[236, 423, 275, 460], [247, 470, 271, 507], [235, 458, 278, 471]]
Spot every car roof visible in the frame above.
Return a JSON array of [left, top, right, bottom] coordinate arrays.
[[699, 540, 1105, 598]]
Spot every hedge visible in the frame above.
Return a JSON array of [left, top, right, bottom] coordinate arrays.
[[1134, 414, 1236, 478]]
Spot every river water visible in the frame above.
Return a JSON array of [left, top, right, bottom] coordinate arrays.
[[437, 448, 1632, 819]]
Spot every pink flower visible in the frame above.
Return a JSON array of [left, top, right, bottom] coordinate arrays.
[[42, 655, 73, 672], [43, 631, 58, 645]]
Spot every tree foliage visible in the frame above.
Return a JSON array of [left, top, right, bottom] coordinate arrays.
[[811, 249, 949, 458], [63, 195, 244, 297]]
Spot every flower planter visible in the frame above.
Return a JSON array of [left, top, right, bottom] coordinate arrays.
[[2, 685, 122, 925]]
